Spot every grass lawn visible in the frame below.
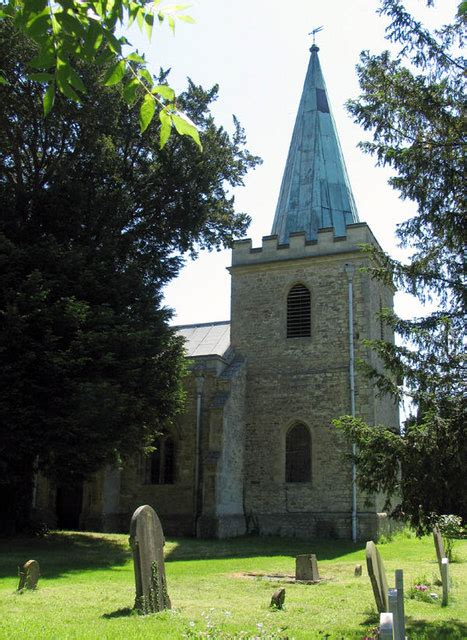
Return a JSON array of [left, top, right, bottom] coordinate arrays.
[[0, 530, 465, 639]]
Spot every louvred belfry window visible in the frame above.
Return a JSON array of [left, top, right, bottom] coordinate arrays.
[[287, 284, 311, 338]]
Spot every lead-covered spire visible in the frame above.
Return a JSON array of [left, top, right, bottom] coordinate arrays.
[[271, 44, 359, 243]]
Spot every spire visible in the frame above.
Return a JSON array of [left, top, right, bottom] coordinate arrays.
[[271, 44, 359, 243]]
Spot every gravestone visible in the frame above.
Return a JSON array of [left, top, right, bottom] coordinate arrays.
[[379, 612, 394, 639], [129, 505, 171, 613], [17, 560, 40, 591], [295, 554, 320, 581], [354, 564, 362, 577], [270, 587, 286, 609], [441, 557, 449, 607], [394, 569, 406, 640], [366, 541, 389, 613], [433, 526, 446, 575]]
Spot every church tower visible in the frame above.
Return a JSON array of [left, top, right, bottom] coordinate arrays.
[[229, 44, 398, 540]]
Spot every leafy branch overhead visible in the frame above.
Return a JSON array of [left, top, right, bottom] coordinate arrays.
[[0, 0, 201, 148]]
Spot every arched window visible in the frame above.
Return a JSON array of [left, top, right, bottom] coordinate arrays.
[[145, 434, 176, 484], [285, 423, 311, 483], [287, 284, 311, 338]]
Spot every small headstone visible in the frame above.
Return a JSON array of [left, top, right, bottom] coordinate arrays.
[[17, 560, 40, 591], [270, 587, 286, 609], [441, 557, 449, 607], [295, 554, 320, 581], [379, 612, 394, 639], [366, 541, 389, 613], [394, 569, 406, 640], [129, 505, 171, 614], [433, 526, 446, 575], [354, 564, 362, 577]]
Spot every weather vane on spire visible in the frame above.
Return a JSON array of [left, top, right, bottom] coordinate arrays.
[[309, 26, 324, 45]]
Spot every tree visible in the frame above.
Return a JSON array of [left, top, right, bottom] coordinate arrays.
[[0, 22, 260, 533], [334, 0, 466, 533], [0, 0, 200, 147]]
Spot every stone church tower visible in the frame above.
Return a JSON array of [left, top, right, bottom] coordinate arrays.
[[34, 45, 398, 540]]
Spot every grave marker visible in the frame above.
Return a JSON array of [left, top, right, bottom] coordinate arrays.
[[433, 525, 446, 575], [270, 587, 286, 609], [379, 612, 394, 639], [394, 569, 406, 640], [366, 541, 389, 613], [354, 564, 362, 577], [17, 560, 40, 591], [129, 505, 171, 614], [441, 557, 449, 607], [295, 554, 320, 581]]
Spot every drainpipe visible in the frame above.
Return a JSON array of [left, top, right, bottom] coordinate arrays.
[[344, 263, 357, 543], [193, 366, 205, 535]]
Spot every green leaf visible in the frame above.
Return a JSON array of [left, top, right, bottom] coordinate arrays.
[[27, 72, 54, 83], [127, 52, 145, 63], [67, 66, 87, 94], [144, 12, 154, 40], [172, 112, 202, 150], [103, 59, 126, 86], [0, 73, 9, 85], [136, 7, 145, 31], [139, 68, 154, 88], [139, 93, 156, 133], [83, 21, 103, 58], [43, 83, 55, 116], [25, 11, 51, 39], [458, 2, 467, 16], [177, 15, 195, 24], [122, 78, 139, 105], [28, 47, 55, 69], [159, 108, 172, 149], [152, 84, 175, 101]]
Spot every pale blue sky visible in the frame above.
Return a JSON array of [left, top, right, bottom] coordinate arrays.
[[127, 0, 458, 325]]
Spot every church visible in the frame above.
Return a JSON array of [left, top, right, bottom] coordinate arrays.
[[35, 44, 399, 540]]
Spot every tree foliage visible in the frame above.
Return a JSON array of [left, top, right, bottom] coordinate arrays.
[[334, 0, 466, 533], [0, 0, 200, 147], [0, 22, 260, 532]]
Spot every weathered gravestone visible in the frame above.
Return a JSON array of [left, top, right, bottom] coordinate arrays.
[[17, 560, 40, 591], [295, 554, 320, 581], [379, 612, 394, 639], [441, 557, 449, 607], [270, 587, 286, 609], [354, 564, 362, 577], [366, 541, 389, 613], [129, 505, 171, 613], [433, 525, 446, 575]]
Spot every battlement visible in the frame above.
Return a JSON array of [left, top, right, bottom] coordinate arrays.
[[231, 223, 379, 267]]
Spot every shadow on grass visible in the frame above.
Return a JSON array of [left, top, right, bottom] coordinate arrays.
[[101, 607, 134, 619], [406, 617, 467, 640], [164, 535, 366, 563], [0, 531, 130, 580]]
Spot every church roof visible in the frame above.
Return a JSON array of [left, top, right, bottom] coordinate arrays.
[[175, 321, 230, 358], [271, 44, 359, 243]]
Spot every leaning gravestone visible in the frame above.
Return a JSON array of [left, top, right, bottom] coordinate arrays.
[[270, 587, 286, 609], [295, 554, 320, 581], [17, 560, 40, 591], [433, 525, 446, 575], [366, 541, 389, 613], [129, 505, 171, 614]]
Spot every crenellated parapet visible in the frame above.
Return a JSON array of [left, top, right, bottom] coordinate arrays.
[[231, 222, 380, 267]]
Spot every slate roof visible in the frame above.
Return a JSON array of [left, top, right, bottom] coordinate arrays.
[[175, 321, 231, 358], [271, 45, 359, 243]]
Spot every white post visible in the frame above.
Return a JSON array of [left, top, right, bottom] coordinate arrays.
[[441, 557, 449, 606], [388, 589, 402, 640], [379, 612, 394, 639]]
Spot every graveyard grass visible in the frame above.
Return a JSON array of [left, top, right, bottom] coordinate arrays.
[[0, 531, 466, 639]]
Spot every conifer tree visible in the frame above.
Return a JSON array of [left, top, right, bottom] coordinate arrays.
[[334, 1, 466, 533]]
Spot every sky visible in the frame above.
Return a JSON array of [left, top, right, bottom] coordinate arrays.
[[127, 0, 458, 326]]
